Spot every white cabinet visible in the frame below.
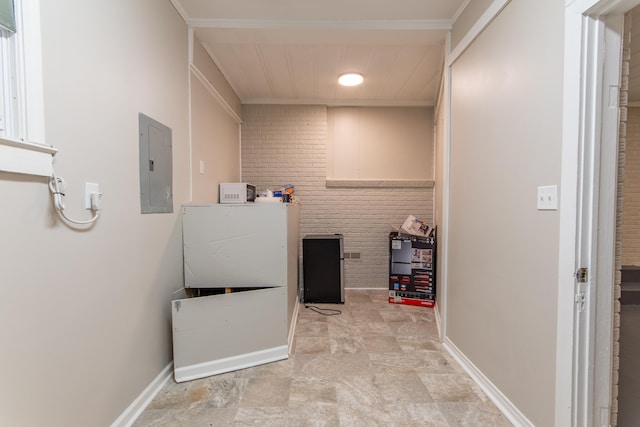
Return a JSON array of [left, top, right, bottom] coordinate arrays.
[[172, 203, 300, 383]]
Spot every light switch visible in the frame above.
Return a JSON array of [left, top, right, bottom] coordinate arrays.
[[537, 185, 558, 210], [199, 160, 205, 175]]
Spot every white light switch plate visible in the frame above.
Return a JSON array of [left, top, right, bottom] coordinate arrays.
[[537, 185, 558, 210]]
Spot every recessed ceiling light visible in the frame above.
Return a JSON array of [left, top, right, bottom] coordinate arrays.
[[338, 73, 364, 87]]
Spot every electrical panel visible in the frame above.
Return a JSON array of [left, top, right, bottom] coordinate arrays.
[[139, 113, 173, 214]]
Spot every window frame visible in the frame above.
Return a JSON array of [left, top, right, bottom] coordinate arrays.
[[0, 0, 55, 177]]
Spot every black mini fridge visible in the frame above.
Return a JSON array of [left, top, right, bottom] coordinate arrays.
[[303, 234, 344, 303]]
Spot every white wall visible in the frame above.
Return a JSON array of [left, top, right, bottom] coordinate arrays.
[[190, 38, 241, 203], [446, 0, 563, 425], [327, 107, 434, 180], [0, 1, 189, 425], [193, 38, 242, 119]]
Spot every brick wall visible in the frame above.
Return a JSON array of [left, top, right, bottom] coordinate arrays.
[[622, 107, 640, 267], [241, 104, 434, 289], [613, 15, 632, 423]]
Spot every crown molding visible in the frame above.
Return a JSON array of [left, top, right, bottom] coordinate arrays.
[[188, 19, 452, 31], [240, 98, 435, 107]]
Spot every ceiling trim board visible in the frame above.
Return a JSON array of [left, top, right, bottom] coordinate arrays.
[[240, 98, 434, 107], [199, 43, 246, 106], [190, 64, 243, 124], [188, 19, 452, 31], [452, 0, 473, 24], [446, 0, 511, 67], [169, 0, 190, 23]]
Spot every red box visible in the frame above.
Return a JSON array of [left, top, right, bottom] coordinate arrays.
[[388, 292, 435, 307]]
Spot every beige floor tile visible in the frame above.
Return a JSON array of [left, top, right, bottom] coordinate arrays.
[[329, 336, 367, 353], [238, 357, 294, 378], [437, 402, 513, 426], [337, 403, 418, 426], [335, 374, 433, 406], [294, 336, 332, 354], [385, 321, 439, 339], [293, 353, 373, 378], [295, 320, 330, 337], [145, 378, 214, 410], [396, 336, 441, 352], [362, 335, 403, 353], [404, 403, 451, 426], [369, 351, 458, 374], [197, 377, 248, 408], [378, 309, 414, 322], [289, 377, 338, 406], [238, 377, 291, 407], [233, 407, 288, 426], [335, 375, 385, 405], [419, 373, 486, 403], [134, 289, 512, 426], [287, 402, 339, 426], [373, 374, 434, 403], [133, 407, 238, 427]]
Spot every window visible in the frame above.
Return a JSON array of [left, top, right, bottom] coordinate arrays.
[[0, 0, 17, 138], [0, 0, 16, 32], [0, 0, 55, 177]]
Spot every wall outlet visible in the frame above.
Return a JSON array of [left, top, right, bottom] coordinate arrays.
[[84, 182, 99, 209]]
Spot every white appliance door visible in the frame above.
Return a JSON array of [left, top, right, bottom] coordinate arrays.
[[171, 287, 288, 383], [182, 204, 287, 288]]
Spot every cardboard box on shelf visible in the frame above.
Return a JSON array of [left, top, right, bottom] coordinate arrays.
[[399, 215, 433, 238]]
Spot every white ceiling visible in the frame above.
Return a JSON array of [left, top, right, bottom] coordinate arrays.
[[171, 0, 468, 106]]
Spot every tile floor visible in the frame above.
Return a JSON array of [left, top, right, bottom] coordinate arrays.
[[133, 289, 512, 426]]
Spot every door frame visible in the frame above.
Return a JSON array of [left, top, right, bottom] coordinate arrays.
[[561, 0, 638, 425]]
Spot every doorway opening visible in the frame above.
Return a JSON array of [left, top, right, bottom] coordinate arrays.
[[615, 6, 640, 425]]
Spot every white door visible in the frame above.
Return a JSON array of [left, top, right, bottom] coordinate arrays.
[[576, 12, 623, 425]]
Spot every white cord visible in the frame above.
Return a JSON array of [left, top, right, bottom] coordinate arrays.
[[49, 169, 100, 225]]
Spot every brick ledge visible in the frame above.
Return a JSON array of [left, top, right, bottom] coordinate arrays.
[[326, 179, 434, 188]]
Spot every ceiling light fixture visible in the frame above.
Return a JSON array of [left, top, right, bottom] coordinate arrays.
[[338, 73, 364, 87]]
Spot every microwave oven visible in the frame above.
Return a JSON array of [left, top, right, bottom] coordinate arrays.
[[219, 183, 256, 204]]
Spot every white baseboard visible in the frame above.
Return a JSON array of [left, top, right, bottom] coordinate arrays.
[[442, 337, 534, 427], [434, 303, 442, 340], [110, 362, 173, 427], [289, 299, 300, 354], [174, 345, 289, 383]]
